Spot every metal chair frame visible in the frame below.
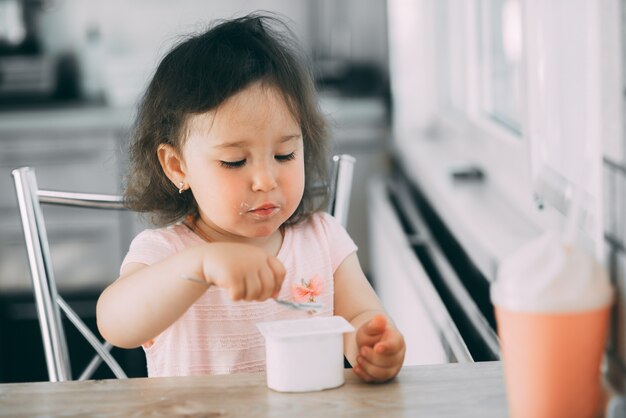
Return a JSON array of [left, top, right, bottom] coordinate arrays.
[[11, 154, 355, 382]]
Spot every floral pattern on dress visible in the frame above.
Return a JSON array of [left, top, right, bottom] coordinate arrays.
[[292, 274, 324, 303]]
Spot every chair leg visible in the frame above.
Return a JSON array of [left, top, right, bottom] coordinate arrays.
[[78, 342, 115, 381], [57, 296, 127, 379]]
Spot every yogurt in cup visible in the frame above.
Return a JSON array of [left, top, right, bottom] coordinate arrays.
[[257, 316, 354, 392]]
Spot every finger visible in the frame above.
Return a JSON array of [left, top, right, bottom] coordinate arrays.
[[229, 280, 245, 301], [258, 265, 275, 301], [266, 256, 286, 297], [243, 273, 262, 301], [356, 315, 387, 347], [365, 315, 387, 335], [352, 364, 375, 383], [360, 345, 404, 369], [356, 354, 398, 383], [356, 328, 382, 349], [374, 332, 405, 356]]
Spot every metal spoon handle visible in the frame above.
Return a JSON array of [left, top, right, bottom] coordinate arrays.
[[274, 298, 323, 311]]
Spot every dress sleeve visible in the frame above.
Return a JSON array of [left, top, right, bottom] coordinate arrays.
[[317, 212, 358, 272], [120, 229, 177, 273]]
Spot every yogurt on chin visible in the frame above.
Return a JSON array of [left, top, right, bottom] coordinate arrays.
[[491, 231, 613, 313]]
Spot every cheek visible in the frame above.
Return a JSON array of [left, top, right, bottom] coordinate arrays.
[[284, 162, 306, 203], [192, 171, 243, 214]]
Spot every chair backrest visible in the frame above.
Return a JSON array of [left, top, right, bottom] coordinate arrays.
[[327, 154, 356, 228], [11, 154, 355, 382]]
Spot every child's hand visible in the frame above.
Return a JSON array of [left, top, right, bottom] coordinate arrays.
[[353, 314, 405, 383], [201, 243, 286, 302]]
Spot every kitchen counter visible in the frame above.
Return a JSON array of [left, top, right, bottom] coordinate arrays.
[[0, 95, 385, 138], [0, 361, 508, 417], [392, 134, 539, 282]]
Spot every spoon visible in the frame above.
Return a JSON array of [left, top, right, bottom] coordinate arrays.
[[181, 276, 323, 311], [272, 298, 323, 311]]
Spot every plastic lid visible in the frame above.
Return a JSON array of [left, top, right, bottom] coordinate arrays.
[[257, 316, 354, 339]]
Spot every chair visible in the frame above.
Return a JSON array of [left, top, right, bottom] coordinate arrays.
[[328, 154, 356, 228], [11, 153, 355, 382]]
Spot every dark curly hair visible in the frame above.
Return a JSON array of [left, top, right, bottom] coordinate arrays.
[[124, 13, 329, 227]]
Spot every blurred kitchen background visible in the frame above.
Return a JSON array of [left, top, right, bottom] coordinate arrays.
[[3, 1, 626, 408]]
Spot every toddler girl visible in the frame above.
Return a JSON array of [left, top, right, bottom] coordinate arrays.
[[97, 13, 405, 382]]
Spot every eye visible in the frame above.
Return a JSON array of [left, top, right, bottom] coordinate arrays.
[[275, 152, 296, 162], [220, 159, 246, 169]]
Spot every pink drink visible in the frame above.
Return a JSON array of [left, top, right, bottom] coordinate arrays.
[[496, 306, 609, 418], [492, 232, 613, 418]]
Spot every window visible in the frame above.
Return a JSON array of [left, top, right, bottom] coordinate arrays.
[[434, 0, 468, 114], [388, 0, 618, 254], [477, 0, 522, 134], [433, 0, 523, 135]]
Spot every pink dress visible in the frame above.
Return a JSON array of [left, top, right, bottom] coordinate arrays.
[[121, 212, 357, 377]]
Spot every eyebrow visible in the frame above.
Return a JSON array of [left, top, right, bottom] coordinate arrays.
[[214, 134, 301, 149]]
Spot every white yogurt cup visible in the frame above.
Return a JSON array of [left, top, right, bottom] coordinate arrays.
[[256, 316, 355, 392]]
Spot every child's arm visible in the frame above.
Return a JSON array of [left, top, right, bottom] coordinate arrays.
[[97, 242, 285, 349], [334, 252, 406, 383]]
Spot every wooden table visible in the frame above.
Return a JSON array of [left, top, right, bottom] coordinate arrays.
[[0, 361, 508, 417]]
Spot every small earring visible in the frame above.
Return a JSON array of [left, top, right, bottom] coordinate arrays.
[[178, 182, 186, 194]]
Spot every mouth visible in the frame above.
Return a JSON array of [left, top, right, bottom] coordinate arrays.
[[248, 203, 281, 218]]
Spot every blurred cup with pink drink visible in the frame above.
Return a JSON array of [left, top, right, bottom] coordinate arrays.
[[491, 229, 613, 418]]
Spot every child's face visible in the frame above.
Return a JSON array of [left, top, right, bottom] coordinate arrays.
[[181, 83, 305, 239]]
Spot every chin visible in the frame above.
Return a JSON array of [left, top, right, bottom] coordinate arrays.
[[231, 220, 275, 238], [248, 224, 279, 238]]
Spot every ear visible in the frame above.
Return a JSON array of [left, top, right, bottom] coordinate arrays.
[[157, 144, 186, 186]]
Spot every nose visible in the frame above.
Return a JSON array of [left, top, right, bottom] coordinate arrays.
[[251, 161, 278, 192]]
